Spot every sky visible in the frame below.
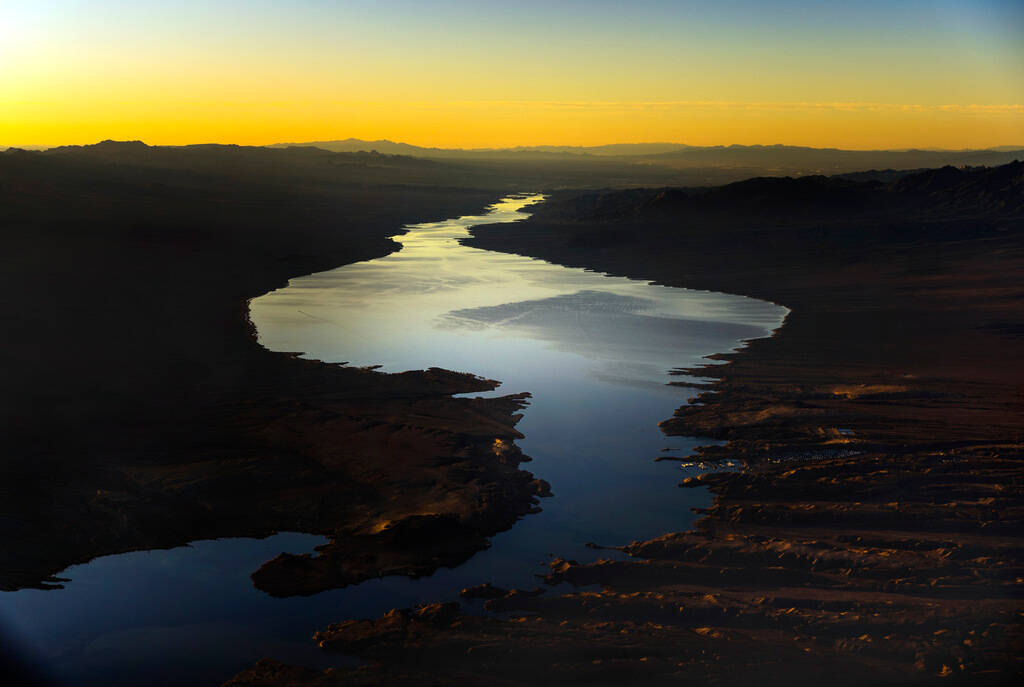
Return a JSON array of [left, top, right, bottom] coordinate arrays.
[[1, 0, 1022, 148]]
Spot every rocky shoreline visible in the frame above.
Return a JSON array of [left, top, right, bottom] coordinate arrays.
[[227, 164, 1023, 685]]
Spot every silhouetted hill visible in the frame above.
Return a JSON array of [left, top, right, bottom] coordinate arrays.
[[41, 139, 435, 180], [268, 139, 693, 157], [533, 161, 1024, 226], [12, 140, 1024, 179], [268, 137, 439, 156], [641, 144, 1024, 174], [8, 139, 763, 190], [508, 143, 696, 156], [892, 161, 1024, 216], [271, 139, 1024, 177]]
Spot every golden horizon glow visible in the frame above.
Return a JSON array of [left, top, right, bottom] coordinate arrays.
[[3, 1, 1023, 150], [5, 100, 1023, 150]]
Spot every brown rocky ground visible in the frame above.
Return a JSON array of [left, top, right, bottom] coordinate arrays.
[[228, 164, 1024, 685]]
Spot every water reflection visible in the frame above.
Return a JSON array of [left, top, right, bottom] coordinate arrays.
[[251, 195, 783, 392], [0, 195, 786, 686], [254, 193, 786, 553]]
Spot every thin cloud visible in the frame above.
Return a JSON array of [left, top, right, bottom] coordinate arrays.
[[412, 101, 1024, 114]]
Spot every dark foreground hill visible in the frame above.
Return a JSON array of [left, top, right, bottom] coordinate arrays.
[[0, 143, 555, 683]]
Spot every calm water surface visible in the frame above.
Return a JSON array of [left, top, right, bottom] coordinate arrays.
[[1, 195, 786, 685]]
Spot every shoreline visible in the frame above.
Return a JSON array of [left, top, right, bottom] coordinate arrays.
[[0, 165, 551, 604], [229, 166, 1024, 685]]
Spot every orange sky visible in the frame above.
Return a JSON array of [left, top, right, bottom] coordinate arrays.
[[2, 1, 1022, 149]]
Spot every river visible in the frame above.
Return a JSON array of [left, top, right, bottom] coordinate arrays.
[[0, 195, 786, 685]]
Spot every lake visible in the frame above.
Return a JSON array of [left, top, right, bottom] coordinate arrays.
[[0, 195, 786, 685]]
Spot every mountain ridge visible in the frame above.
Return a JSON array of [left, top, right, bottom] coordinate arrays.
[[267, 139, 1024, 175]]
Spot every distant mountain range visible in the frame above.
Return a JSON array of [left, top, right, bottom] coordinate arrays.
[[6, 139, 1024, 188], [0, 144, 50, 151], [266, 139, 697, 157], [267, 139, 1024, 175]]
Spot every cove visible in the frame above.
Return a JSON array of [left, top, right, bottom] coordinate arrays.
[[0, 195, 786, 686]]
